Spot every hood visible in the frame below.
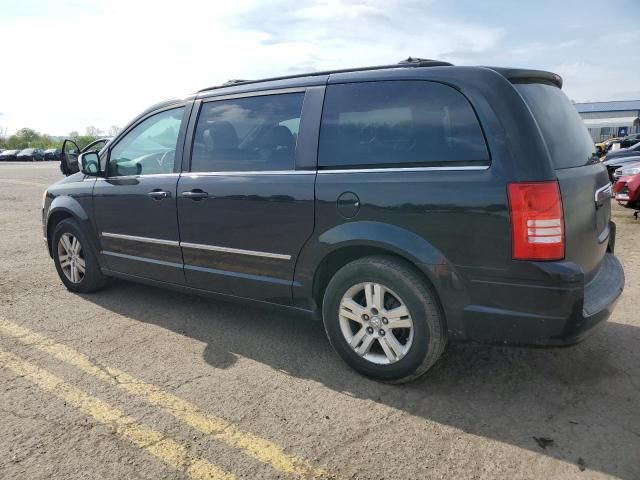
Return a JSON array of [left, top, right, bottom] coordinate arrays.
[[51, 172, 87, 187]]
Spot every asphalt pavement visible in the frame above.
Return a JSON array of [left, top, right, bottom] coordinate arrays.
[[0, 161, 638, 479]]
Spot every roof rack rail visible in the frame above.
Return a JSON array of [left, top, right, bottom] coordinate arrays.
[[221, 79, 252, 86], [398, 56, 452, 67], [198, 57, 453, 93]]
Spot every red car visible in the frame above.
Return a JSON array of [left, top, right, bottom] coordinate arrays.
[[613, 162, 640, 216]]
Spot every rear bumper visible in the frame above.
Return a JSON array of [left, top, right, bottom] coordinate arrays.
[[459, 252, 624, 346], [543, 252, 624, 345]]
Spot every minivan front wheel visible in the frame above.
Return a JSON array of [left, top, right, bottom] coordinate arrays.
[[57, 233, 85, 284], [322, 256, 446, 383], [52, 219, 107, 293]]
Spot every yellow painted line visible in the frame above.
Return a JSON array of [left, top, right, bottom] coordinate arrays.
[[0, 179, 49, 187], [0, 318, 330, 479], [0, 348, 234, 480]]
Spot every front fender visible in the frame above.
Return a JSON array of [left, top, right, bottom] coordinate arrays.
[[293, 221, 468, 334], [45, 195, 99, 257]]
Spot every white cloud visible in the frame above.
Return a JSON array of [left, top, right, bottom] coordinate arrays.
[[0, 0, 637, 135], [0, 0, 504, 135]]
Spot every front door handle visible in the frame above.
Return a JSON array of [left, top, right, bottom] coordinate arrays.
[[181, 189, 209, 201], [148, 189, 171, 200]]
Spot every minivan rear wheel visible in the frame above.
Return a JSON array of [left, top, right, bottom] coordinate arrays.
[[52, 218, 107, 293], [322, 255, 446, 383]]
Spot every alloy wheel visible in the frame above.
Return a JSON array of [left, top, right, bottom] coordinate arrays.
[[338, 282, 414, 365], [57, 233, 86, 284]]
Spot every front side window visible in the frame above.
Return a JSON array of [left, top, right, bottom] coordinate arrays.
[[108, 107, 184, 177], [318, 81, 489, 168], [190, 93, 304, 172]]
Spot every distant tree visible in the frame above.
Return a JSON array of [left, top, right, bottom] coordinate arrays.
[[75, 136, 98, 149], [6, 135, 21, 149], [107, 125, 121, 137], [0, 127, 106, 151], [0, 128, 54, 149], [85, 126, 103, 137], [15, 128, 39, 146]]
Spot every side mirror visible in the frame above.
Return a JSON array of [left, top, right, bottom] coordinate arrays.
[[80, 151, 101, 176]]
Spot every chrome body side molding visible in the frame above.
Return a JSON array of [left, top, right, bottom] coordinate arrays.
[[100, 232, 292, 260]]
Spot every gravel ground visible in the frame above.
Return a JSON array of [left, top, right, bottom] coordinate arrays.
[[0, 161, 638, 480]]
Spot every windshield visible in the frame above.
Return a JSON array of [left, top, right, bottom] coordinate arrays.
[[516, 83, 598, 169]]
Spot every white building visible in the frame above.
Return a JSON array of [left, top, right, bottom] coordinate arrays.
[[575, 100, 640, 142]]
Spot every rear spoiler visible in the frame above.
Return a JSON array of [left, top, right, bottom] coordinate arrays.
[[486, 67, 563, 89]]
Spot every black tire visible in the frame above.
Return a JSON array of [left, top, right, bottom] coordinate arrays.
[[52, 218, 108, 293], [322, 255, 446, 383]]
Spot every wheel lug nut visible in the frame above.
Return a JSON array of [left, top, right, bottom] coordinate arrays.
[[382, 317, 388, 324], [362, 314, 369, 321], [371, 308, 378, 315], [366, 327, 374, 334], [379, 329, 385, 336]]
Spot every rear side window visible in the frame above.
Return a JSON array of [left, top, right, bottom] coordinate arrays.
[[318, 81, 489, 169], [191, 93, 304, 172], [515, 83, 598, 169]]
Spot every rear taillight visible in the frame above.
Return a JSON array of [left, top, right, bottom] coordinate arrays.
[[507, 181, 564, 261]]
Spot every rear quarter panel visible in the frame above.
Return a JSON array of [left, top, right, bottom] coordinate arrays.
[[293, 68, 551, 333]]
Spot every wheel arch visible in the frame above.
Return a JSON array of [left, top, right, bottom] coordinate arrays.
[[46, 196, 96, 257], [294, 221, 468, 334], [311, 245, 440, 309]]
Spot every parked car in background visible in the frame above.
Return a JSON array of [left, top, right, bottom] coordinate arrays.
[[613, 163, 640, 218], [17, 148, 45, 161], [596, 137, 622, 157], [614, 162, 640, 180], [602, 141, 640, 161], [0, 149, 20, 161], [44, 148, 61, 161], [42, 60, 624, 382], [603, 155, 640, 182], [619, 133, 640, 148]]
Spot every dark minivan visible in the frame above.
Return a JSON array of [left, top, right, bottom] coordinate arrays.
[[42, 59, 624, 382]]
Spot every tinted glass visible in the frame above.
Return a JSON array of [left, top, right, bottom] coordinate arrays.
[[516, 84, 598, 169], [318, 81, 489, 168], [109, 107, 184, 177], [191, 93, 304, 172]]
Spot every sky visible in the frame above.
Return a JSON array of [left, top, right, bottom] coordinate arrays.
[[0, 0, 639, 136]]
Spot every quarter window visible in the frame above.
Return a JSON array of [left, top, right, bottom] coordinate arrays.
[[190, 93, 304, 172], [108, 107, 184, 177], [318, 81, 489, 168]]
